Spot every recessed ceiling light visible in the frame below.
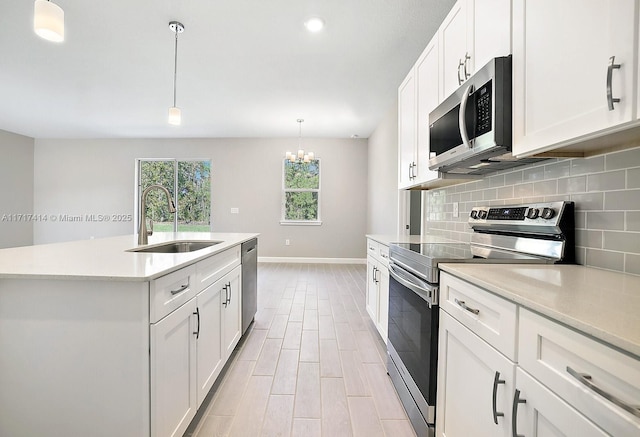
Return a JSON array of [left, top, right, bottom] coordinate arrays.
[[304, 17, 324, 33]]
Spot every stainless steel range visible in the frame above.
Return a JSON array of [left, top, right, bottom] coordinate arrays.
[[386, 201, 575, 437]]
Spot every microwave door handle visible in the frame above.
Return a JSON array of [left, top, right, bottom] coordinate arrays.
[[459, 83, 475, 149]]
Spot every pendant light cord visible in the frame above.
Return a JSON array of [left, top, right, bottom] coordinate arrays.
[[173, 29, 179, 107]]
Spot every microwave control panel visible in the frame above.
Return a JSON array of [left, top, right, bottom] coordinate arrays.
[[474, 80, 492, 136]]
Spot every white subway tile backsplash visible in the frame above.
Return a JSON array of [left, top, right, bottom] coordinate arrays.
[[424, 146, 640, 275]]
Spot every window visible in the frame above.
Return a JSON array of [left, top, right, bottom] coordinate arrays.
[[281, 158, 321, 225], [137, 159, 211, 232]]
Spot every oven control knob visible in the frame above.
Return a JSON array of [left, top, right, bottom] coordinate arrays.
[[541, 207, 555, 220], [526, 208, 539, 219], [478, 210, 488, 220], [470, 210, 478, 219]]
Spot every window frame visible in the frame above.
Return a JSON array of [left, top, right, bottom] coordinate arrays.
[[135, 158, 212, 233], [280, 157, 322, 226]]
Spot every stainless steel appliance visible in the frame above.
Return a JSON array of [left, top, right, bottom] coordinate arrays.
[[387, 201, 574, 437], [241, 238, 258, 334], [428, 56, 545, 175]]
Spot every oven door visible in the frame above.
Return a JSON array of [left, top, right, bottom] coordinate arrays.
[[387, 262, 439, 435]]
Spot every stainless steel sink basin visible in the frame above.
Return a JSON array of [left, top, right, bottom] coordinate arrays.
[[128, 240, 221, 253]]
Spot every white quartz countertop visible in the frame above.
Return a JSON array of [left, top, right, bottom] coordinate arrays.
[[366, 234, 458, 246], [439, 263, 640, 358], [0, 232, 259, 281]]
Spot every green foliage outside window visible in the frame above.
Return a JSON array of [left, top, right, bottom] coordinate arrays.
[[140, 160, 211, 232], [283, 159, 320, 222]]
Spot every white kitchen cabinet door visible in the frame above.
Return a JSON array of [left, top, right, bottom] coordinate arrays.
[[366, 259, 379, 323], [439, 1, 469, 99], [195, 282, 223, 407], [469, 0, 511, 71], [376, 265, 389, 343], [512, 0, 636, 157], [398, 69, 417, 188], [436, 311, 514, 437], [221, 265, 242, 359], [513, 369, 609, 437], [151, 298, 198, 437], [416, 35, 441, 184]]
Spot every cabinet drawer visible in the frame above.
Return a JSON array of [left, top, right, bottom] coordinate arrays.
[[367, 239, 380, 259], [150, 265, 197, 323], [440, 272, 517, 360], [519, 308, 640, 436], [196, 246, 241, 291], [378, 244, 390, 268]]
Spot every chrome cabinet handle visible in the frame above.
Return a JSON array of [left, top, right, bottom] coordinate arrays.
[[606, 56, 622, 110], [412, 161, 416, 179], [492, 371, 506, 424], [381, 253, 388, 259], [566, 366, 640, 418], [226, 282, 232, 305], [193, 307, 200, 339], [170, 283, 189, 295], [458, 59, 464, 85], [512, 389, 526, 437], [458, 83, 475, 150], [455, 298, 480, 315], [463, 52, 471, 79]]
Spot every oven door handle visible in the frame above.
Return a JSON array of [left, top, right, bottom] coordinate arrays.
[[389, 263, 438, 306]]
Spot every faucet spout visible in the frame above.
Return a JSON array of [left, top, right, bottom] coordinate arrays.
[[138, 185, 176, 245]]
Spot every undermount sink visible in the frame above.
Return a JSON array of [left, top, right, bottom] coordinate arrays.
[[128, 240, 221, 254]]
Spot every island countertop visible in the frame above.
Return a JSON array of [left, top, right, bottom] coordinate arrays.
[[0, 232, 259, 281]]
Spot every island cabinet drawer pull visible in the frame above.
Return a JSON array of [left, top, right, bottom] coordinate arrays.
[[566, 366, 640, 418], [455, 298, 480, 315], [170, 283, 189, 295], [492, 371, 506, 424]]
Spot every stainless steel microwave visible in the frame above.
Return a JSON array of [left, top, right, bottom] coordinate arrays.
[[428, 56, 542, 175]]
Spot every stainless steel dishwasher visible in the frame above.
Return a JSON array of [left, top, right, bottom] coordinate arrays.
[[241, 238, 258, 334]]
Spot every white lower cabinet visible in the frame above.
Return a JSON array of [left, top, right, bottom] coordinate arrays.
[[365, 239, 389, 342], [150, 250, 242, 437], [151, 298, 198, 437], [437, 272, 640, 437], [512, 368, 609, 437], [436, 311, 514, 437]]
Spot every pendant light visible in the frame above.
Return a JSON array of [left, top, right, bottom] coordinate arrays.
[[34, 0, 64, 42], [168, 21, 184, 126], [286, 119, 314, 163]]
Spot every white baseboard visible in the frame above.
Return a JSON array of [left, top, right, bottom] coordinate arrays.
[[258, 256, 366, 265]]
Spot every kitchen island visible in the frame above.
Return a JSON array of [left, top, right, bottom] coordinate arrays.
[[0, 232, 259, 437]]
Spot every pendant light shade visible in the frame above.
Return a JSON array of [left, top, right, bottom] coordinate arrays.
[[168, 106, 181, 125], [168, 21, 184, 126], [34, 0, 64, 42]]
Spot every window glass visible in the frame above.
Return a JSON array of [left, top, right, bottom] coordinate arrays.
[[282, 159, 321, 224]]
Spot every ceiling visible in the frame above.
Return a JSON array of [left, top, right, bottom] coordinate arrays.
[[1, 0, 455, 139]]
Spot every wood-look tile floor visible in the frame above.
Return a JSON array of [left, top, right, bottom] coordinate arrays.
[[184, 263, 416, 437]]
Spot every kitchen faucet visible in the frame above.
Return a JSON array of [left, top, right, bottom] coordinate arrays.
[[138, 185, 176, 245]]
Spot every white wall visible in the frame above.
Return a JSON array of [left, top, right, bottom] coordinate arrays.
[[33, 137, 368, 259], [0, 130, 34, 248], [366, 103, 399, 234]]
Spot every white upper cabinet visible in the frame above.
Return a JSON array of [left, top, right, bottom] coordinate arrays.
[[440, 1, 470, 99], [512, 0, 637, 157], [398, 69, 417, 188], [439, 0, 512, 100], [416, 36, 441, 184]]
